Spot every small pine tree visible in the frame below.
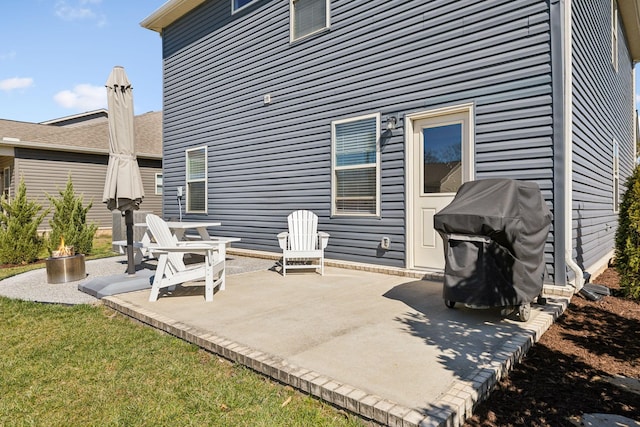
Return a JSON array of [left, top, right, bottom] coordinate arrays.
[[0, 178, 48, 265], [47, 176, 98, 256], [615, 164, 640, 299]]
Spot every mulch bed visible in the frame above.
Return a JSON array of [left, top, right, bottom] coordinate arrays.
[[464, 268, 640, 427]]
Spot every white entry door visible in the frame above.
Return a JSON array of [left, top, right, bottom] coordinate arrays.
[[408, 107, 473, 270]]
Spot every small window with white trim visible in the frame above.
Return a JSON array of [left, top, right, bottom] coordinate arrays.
[[613, 139, 620, 212], [232, 0, 257, 13], [155, 173, 163, 195], [290, 0, 330, 42], [611, 0, 618, 72], [3, 167, 10, 198], [331, 113, 380, 216], [186, 147, 207, 213]]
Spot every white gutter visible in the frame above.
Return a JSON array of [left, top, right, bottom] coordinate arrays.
[[563, 0, 584, 292], [634, 65, 638, 163], [140, 0, 206, 33]]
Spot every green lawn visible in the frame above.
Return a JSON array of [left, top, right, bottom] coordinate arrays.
[[0, 298, 364, 426], [0, 235, 364, 426]]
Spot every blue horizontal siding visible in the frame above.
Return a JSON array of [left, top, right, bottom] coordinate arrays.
[[159, 0, 555, 268], [571, 0, 636, 273]]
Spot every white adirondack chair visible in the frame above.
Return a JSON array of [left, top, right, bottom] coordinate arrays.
[[277, 210, 330, 276], [146, 214, 226, 302]]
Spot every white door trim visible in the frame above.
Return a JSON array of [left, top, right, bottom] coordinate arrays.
[[404, 103, 475, 270]]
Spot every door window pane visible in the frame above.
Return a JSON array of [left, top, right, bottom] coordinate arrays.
[[422, 123, 462, 193]]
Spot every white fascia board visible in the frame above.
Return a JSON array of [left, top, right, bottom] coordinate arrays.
[[140, 0, 206, 33]]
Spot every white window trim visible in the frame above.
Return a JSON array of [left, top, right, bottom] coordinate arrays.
[[331, 112, 381, 217], [3, 166, 9, 198], [612, 0, 618, 72], [232, 0, 258, 14], [289, 0, 331, 43], [155, 172, 163, 196], [613, 138, 620, 213], [186, 146, 207, 214]]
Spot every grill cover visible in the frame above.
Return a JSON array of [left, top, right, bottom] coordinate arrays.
[[433, 179, 552, 306]]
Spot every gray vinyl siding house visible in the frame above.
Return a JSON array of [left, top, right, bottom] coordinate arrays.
[[142, 0, 639, 290], [0, 111, 163, 230]]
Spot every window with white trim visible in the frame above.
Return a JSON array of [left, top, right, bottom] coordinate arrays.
[[186, 147, 207, 213], [612, 0, 618, 72], [290, 0, 329, 41], [155, 173, 163, 195], [331, 114, 380, 216], [613, 139, 620, 212], [3, 167, 10, 198], [232, 0, 257, 13]]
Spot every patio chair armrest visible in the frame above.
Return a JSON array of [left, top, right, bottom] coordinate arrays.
[[157, 242, 226, 254], [277, 232, 289, 250], [318, 232, 330, 249], [174, 240, 225, 247], [153, 245, 215, 252]]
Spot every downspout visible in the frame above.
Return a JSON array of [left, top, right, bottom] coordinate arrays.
[[561, 0, 585, 292], [634, 65, 637, 163]]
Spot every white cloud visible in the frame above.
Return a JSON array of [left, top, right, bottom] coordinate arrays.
[[55, 1, 95, 20], [54, 84, 106, 111], [0, 77, 34, 92], [0, 51, 16, 61], [54, 0, 105, 25]]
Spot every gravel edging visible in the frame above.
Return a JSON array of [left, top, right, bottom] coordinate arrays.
[[0, 255, 277, 306]]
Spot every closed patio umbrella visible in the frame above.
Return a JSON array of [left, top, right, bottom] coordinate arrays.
[[103, 66, 144, 275]]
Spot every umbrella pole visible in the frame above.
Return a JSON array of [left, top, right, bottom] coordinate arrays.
[[125, 209, 136, 275]]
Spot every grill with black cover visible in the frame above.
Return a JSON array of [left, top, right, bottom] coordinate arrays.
[[433, 179, 552, 321]]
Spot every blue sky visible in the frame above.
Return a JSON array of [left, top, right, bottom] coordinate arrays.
[[0, 0, 166, 123], [1, 1, 639, 124]]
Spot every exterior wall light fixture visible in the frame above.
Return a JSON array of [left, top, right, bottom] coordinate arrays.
[[386, 116, 397, 130]]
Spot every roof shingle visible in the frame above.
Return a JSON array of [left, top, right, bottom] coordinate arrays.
[[0, 111, 162, 158]]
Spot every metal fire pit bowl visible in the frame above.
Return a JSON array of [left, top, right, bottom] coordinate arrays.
[[46, 254, 86, 284]]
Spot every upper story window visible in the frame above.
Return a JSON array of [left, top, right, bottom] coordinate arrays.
[[331, 113, 380, 216], [186, 147, 207, 213], [291, 0, 330, 42], [232, 0, 257, 13], [611, 0, 618, 72]]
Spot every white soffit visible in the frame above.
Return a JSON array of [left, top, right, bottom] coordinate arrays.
[[619, 0, 640, 62], [140, 0, 206, 33]]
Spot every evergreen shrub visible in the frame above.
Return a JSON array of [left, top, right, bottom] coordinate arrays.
[[47, 176, 98, 256], [0, 178, 48, 265], [615, 164, 640, 299]]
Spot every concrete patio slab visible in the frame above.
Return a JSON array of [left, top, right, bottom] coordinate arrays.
[[103, 262, 568, 426]]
